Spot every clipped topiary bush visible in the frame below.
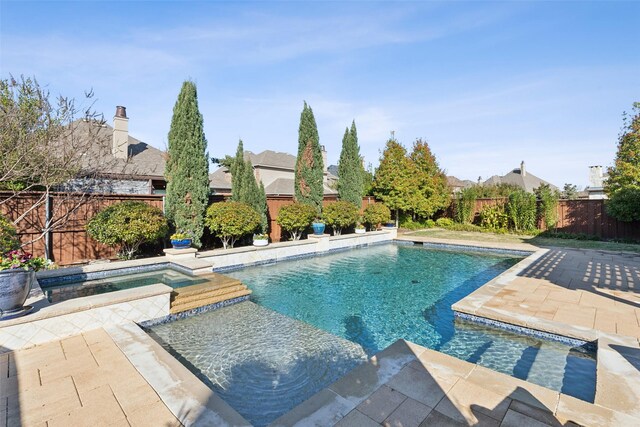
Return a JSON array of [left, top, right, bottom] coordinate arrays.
[[87, 201, 169, 259], [0, 213, 20, 255], [205, 201, 261, 249], [323, 201, 359, 235], [362, 203, 391, 231], [276, 202, 316, 241]]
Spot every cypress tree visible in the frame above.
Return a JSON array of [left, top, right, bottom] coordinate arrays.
[[337, 120, 365, 208], [294, 101, 324, 214], [230, 140, 246, 202], [165, 80, 209, 247]]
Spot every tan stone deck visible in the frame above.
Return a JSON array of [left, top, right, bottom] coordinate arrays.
[[272, 340, 640, 427], [1, 328, 181, 426]]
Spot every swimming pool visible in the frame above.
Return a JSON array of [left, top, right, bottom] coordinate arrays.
[[41, 268, 207, 303], [148, 243, 596, 425]]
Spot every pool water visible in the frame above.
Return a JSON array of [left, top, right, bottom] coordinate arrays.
[[149, 244, 597, 425], [148, 301, 367, 427], [42, 269, 207, 303]]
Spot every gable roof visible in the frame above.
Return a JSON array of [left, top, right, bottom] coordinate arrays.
[[483, 167, 557, 193], [71, 119, 166, 179], [246, 150, 296, 170]]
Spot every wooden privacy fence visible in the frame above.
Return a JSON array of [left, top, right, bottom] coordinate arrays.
[[1, 192, 378, 265], [0, 192, 165, 265], [467, 198, 640, 241]]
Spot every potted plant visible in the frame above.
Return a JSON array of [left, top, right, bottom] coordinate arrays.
[[0, 250, 52, 319], [252, 233, 269, 247], [311, 218, 325, 236], [355, 222, 366, 234], [170, 232, 192, 249]]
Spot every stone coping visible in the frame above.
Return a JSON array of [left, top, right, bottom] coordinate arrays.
[[37, 257, 171, 280], [197, 238, 316, 258], [106, 321, 250, 426], [396, 233, 538, 252], [0, 283, 173, 328], [273, 339, 640, 426]]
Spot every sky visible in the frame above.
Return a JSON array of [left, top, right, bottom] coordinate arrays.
[[1, 1, 638, 188]]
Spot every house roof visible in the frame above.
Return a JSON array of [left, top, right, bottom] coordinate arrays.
[[264, 178, 337, 196], [208, 167, 231, 192], [71, 119, 166, 179], [245, 150, 296, 170], [447, 176, 475, 189], [483, 167, 557, 193]]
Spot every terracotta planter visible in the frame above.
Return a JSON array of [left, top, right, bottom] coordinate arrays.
[[0, 268, 34, 319]]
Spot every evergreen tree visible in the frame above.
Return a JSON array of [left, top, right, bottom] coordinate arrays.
[[337, 121, 365, 208], [372, 137, 414, 223], [230, 140, 246, 202], [165, 80, 210, 247], [294, 102, 324, 214], [409, 139, 450, 219], [240, 159, 268, 233], [606, 102, 640, 221]]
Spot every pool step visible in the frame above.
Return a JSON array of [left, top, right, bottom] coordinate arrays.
[[170, 274, 251, 314]]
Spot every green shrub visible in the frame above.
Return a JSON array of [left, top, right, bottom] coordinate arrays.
[[323, 201, 359, 235], [425, 219, 436, 228], [535, 184, 559, 230], [276, 203, 316, 241], [205, 201, 261, 249], [606, 186, 640, 222], [87, 201, 169, 259], [506, 190, 537, 231], [454, 188, 477, 224], [362, 203, 391, 230], [479, 205, 509, 230], [0, 213, 20, 255], [435, 218, 454, 228]]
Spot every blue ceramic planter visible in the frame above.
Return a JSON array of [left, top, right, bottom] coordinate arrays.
[[170, 238, 192, 249], [312, 222, 325, 235]]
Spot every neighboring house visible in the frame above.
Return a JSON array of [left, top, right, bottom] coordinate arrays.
[[209, 149, 338, 197], [62, 106, 167, 194], [447, 176, 475, 194], [585, 165, 608, 199], [482, 161, 557, 193]]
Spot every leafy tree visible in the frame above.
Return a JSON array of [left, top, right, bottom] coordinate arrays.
[[87, 202, 168, 260], [276, 202, 316, 241], [323, 201, 359, 235], [165, 80, 210, 247], [337, 121, 365, 208], [506, 189, 537, 231], [535, 184, 559, 230], [205, 201, 260, 249], [409, 139, 450, 219], [362, 163, 375, 196], [606, 102, 640, 221], [294, 102, 324, 214], [0, 75, 117, 257], [562, 183, 578, 200], [372, 138, 414, 223], [362, 203, 391, 231]]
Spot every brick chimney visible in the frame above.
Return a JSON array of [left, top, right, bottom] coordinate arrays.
[[112, 106, 129, 160], [520, 160, 526, 177]]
